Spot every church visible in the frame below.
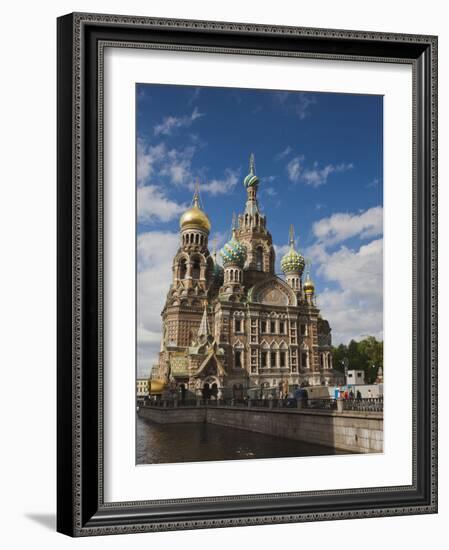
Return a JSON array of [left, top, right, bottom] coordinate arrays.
[[150, 155, 343, 399]]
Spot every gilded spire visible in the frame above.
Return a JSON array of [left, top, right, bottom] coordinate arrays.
[[289, 224, 295, 249], [231, 211, 237, 236], [193, 179, 200, 207], [249, 153, 256, 175]]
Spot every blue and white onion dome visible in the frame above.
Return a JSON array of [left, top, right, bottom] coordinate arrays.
[[281, 239, 305, 274], [243, 153, 259, 188], [220, 230, 247, 268]]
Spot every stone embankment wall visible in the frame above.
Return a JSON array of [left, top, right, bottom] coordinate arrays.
[[138, 405, 383, 453]]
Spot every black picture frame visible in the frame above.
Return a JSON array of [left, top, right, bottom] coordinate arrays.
[[57, 12, 438, 536]]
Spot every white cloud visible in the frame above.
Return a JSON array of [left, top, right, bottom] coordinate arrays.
[[313, 239, 383, 344], [301, 162, 353, 187], [261, 175, 277, 184], [293, 93, 317, 120], [137, 185, 185, 224], [274, 92, 316, 119], [312, 206, 383, 246], [160, 145, 196, 185], [273, 243, 290, 258], [137, 231, 180, 376], [305, 207, 384, 344], [287, 156, 304, 182], [195, 169, 239, 196], [316, 239, 383, 299], [136, 140, 165, 185], [137, 230, 180, 273], [188, 87, 201, 105], [154, 107, 204, 136], [275, 146, 292, 160], [137, 137, 239, 195], [366, 177, 380, 188], [137, 140, 196, 187], [286, 156, 353, 187]]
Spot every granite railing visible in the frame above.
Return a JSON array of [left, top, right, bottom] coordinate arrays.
[[141, 396, 383, 412]]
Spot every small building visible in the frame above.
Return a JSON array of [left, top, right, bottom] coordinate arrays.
[[346, 370, 365, 385], [136, 378, 150, 397]]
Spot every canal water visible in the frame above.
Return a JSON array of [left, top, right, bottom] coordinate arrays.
[[137, 416, 347, 464]]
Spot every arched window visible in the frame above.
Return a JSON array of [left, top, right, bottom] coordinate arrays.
[[191, 257, 201, 279], [179, 259, 187, 279], [235, 350, 242, 368], [301, 351, 309, 370], [255, 246, 263, 271]]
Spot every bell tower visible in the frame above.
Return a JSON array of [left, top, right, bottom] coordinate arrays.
[[160, 183, 214, 351], [172, 182, 213, 292], [236, 154, 275, 281]]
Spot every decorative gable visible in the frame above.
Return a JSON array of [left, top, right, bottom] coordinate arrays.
[[248, 276, 297, 307]]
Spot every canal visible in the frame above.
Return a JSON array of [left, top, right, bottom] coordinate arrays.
[[137, 416, 347, 464]]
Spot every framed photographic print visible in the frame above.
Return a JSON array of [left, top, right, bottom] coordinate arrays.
[[57, 12, 438, 536]]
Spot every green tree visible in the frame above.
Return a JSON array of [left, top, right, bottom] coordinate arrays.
[[331, 336, 383, 383]]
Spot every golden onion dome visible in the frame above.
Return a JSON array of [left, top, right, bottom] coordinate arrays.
[[179, 189, 211, 233], [303, 270, 315, 294], [281, 248, 305, 274], [281, 225, 305, 274], [148, 379, 167, 394]]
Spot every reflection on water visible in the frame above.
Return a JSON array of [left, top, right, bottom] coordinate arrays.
[[137, 416, 346, 465]]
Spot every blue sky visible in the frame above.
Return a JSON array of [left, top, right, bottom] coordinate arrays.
[[136, 84, 383, 377]]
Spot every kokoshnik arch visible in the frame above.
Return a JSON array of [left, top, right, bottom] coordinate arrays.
[[150, 154, 344, 398]]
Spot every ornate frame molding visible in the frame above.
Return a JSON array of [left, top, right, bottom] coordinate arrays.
[[57, 12, 437, 536]]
